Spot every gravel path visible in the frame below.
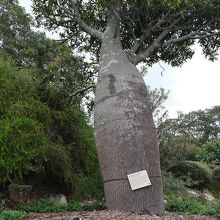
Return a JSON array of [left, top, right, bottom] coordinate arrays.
[[27, 211, 219, 220]]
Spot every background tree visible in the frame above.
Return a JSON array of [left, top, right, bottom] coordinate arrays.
[[158, 106, 220, 168], [147, 86, 169, 126], [0, 0, 101, 198], [0, 52, 100, 195], [0, 0, 97, 110], [197, 138, 220, 166], [33, 0, 220, 214], [0, 0, 31, 65]]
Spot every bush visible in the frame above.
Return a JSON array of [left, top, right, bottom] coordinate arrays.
[[165, 196, 209, 214], [44, 108, 99, 188], [197, 139, 220, 166], [169, 161, 212, 188], [212, 166, 220, 190], [0, 117, 46, 181], [0, 55, 100, 191], [74, 172, 104, 200], [163, 173, 188, 198]]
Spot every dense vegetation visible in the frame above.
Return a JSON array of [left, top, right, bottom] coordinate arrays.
[[0, 49, 101, 190], [0, 0, 100, 198]]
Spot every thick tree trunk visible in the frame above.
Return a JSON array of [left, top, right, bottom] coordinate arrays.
[[94, 37, 165, 215]]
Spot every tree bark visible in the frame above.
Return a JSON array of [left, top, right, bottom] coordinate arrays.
[[94, 35, 165, 215]]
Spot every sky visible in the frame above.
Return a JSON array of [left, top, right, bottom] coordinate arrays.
[[18, 0, 220, 118]]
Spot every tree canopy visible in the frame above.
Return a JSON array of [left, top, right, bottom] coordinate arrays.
[[33, 0, 220, 65]]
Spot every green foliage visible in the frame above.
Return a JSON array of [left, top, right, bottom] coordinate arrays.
[[166, 196, 220, 217], [158, 106, 220, 169], [0, 57, 47, 181], [19, 199, 99, 213], [159, 118, 199, 168], [163, 174, 188, 198], [0, 57, 37, 115], [146, 86, 169, 126], [197, 139, 220, 166], [0, 0, 33, 67], [74, 173, 104, 200], [33, 0, 220, 66], [1, 0, 96, 110], [164, 174, 220, 217], [169, 161, 212, 188], [166, 196, 209, 214], [0, 117, 46, 181], [53, 108, 98, 175], [0, 210, 29, 220], [176, 108, 220, 145], [0, 55, 99, 189], [212, 166, 220, 190], [43, 108, 99, 187]]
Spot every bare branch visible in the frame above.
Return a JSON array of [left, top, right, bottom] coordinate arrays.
[[158, 62, 165, 76], [63, 85, 95, 103]]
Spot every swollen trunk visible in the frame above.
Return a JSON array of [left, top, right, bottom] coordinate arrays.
[[94, 39, 165, 215]]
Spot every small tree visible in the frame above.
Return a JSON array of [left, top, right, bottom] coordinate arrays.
[[33, 0, 220, 214]]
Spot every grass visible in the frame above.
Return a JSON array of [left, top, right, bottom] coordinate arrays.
[[19, 199, 102, 213], [163, 175, 220, 218], [166, 195, 220, 217], [0, 198, 101, 219], [0, 210, 29, 220]]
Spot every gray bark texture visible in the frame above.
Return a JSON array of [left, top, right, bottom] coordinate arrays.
[[94, 28, 165, 214]]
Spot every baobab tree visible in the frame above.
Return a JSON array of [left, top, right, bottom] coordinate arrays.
[[33, 0, 220, 215]]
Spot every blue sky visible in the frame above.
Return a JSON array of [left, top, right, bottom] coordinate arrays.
[[18, 0, 220, 118]]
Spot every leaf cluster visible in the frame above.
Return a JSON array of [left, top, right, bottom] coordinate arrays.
[[158, 106, 220, 168], [32, 0, 220, 66], [0, 55, 98, 188]]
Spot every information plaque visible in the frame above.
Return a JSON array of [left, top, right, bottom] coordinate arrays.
[[127, 170, 151, 190]]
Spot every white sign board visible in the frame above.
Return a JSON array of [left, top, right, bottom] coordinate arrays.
[[127, 170, 151, 190]]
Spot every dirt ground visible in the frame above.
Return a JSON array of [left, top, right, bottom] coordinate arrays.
[[27, 211, 219, 220]]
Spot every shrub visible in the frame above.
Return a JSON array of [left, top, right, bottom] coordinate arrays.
[[169, 161, 212, 188], [44, 108, 99, 188], [163, 173, 188, 198], [0, 117, 46, 181], [165, 196, 208, 214], [212, 166, 220, 190], [74, 172, 104, 200], [197, 139, 220, 166], [0, 55, 100, 191]]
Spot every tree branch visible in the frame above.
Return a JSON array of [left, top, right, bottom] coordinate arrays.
[[58, 3, 103, 41], [133, 15, 220, 65], [63, 85, 95, 103], [130, 10, 173, 55], [133, 29, 169, 64], [162, 30, 220, 47]]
